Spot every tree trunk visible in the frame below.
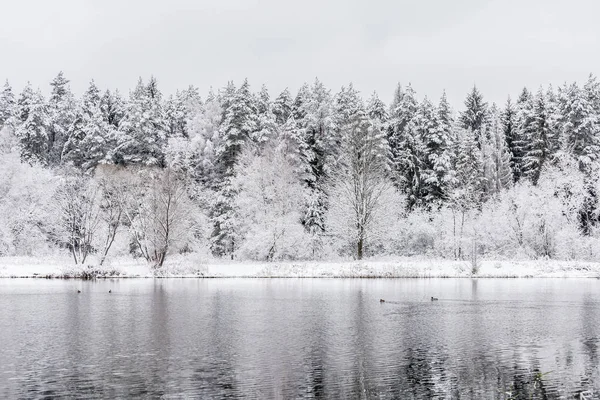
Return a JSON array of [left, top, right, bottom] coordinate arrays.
[[357, 238, 363, 260]]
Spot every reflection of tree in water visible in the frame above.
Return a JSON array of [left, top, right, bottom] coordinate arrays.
[[580, 293, 600, 393], [189, 290, 239, 398]]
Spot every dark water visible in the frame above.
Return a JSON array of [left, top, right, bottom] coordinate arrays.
[[1, 279, 599, 399]]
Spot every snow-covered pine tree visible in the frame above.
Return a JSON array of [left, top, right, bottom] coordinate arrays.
[[481, 105, 513, 195], [459, 86, 488, 148], [512, 88, 535, 181], [112, 77, 168, 166], [254, 84, 277, 144], [100, 89, 126, 129], [419, 95, 454, 208], [501, 97, 521, 182], [272, 88, 293, 125], [218, 81, 237, 122], [521, 87, 554, 184], [0, 80, 16, 129], [15, 89, 50, 165], [388, 83, 422, 209], [165, 86, 202, 139], [209, 79, 260, 257], [389, 83, 404, 115], [63, 81, 112, 171], [217, 79, 259, 176], [47, 72, 76, 166], [17, 83, 35, 124], [367, 91, 388, 125], [557, 82, 599, 173], [450, 127, 486, 209], [367, 91, 391, 167], [297, 79, 336, 238], [172, 95, 223, 186], [292, 83, 310, 122]]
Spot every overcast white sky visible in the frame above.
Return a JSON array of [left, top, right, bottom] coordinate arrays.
[[0, 0, 598, 109]]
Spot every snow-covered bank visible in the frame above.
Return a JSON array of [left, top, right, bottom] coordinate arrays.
[[1, 257, 600, 279]]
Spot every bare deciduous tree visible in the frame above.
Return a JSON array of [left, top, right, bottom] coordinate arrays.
[[328, 110, 392, 260], [121, 168, 190, 268], [54, 175, 101, 264]]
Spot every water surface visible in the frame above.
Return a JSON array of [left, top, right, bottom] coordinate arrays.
[[1, 278, 599, 399]]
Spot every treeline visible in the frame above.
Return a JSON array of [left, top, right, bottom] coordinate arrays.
[[0, 73, 600, 265]]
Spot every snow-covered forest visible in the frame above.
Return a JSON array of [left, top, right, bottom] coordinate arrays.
[[1, 72, 600, 267]]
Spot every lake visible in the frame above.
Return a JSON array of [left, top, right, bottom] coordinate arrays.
[[0, 278, 599, 399]]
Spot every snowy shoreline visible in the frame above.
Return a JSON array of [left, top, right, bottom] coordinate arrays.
[[1, 257, 600, 279]]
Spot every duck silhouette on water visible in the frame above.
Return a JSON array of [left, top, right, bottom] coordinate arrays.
[[431, 296, 438, 301], [379, 299, 385, 303]]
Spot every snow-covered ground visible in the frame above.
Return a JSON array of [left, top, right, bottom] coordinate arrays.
[[1, 256, 600, 278]]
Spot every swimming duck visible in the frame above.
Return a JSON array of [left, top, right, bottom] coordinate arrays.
[[77, 290, 81, 293], [379, 299, 385, 303], [109, 290, 112, 293], [431, 297, 438, 301]]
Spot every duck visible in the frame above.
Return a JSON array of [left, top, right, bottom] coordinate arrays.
[[379, 299, 385, 303], [77, 290, 81, 293], [109, 290, 112, 293], [431, 296, 438, 301]]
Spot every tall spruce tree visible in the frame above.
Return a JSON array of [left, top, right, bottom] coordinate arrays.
[[0, 80, 16, 129], [16, 89, 49, 165], [419, 95, 454, 207], [113, 77, 168, 166], [272, 88, 293, 125], [459, 86, 488, 148], [522, 88, 553, 184], [388, 83, 422, 208], [482, 105, 513, 195], [558, 82, 599, 173], [47, 72, 76, 165], [63, 81, 112, 171], [512, 88, 534, 181]]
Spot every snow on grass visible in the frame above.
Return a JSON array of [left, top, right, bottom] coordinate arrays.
[[1, 255, 600, 279]]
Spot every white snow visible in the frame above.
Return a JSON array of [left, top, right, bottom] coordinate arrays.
[[1, 256, 600, 279]]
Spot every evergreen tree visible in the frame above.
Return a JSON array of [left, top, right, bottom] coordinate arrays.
[[101, 89, 126, 129], [522, 88, 554, 184], [389, 83, 404, 114], [291, 83, 310, 122], [501, 97, 520, 181], [558, 82, 599, 173], [334, 83, 364, 128], [0, 80, 16, 129], [112, 77, 168, 166], [459, 86, 488, 148], [63, 81, 112, 170], [450, 127, 486, 208], [209, 79, 259, 257], [218, 81, 237, 121], [15, 89, 49, 165], [17, 83, 35, 123], [512, 88, 534, 181], [165, 86, 201, 139], [272, 88, 293, 125], [217, 79, 259, 176], [47, 71, 76, 165], [298, 79, 336, 235], [254, 84, 276, 143], [388, 83, 422, 208], [482, 106, 513, 195], [419, 95, 454, 207], [367, 91, 388, 124]]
